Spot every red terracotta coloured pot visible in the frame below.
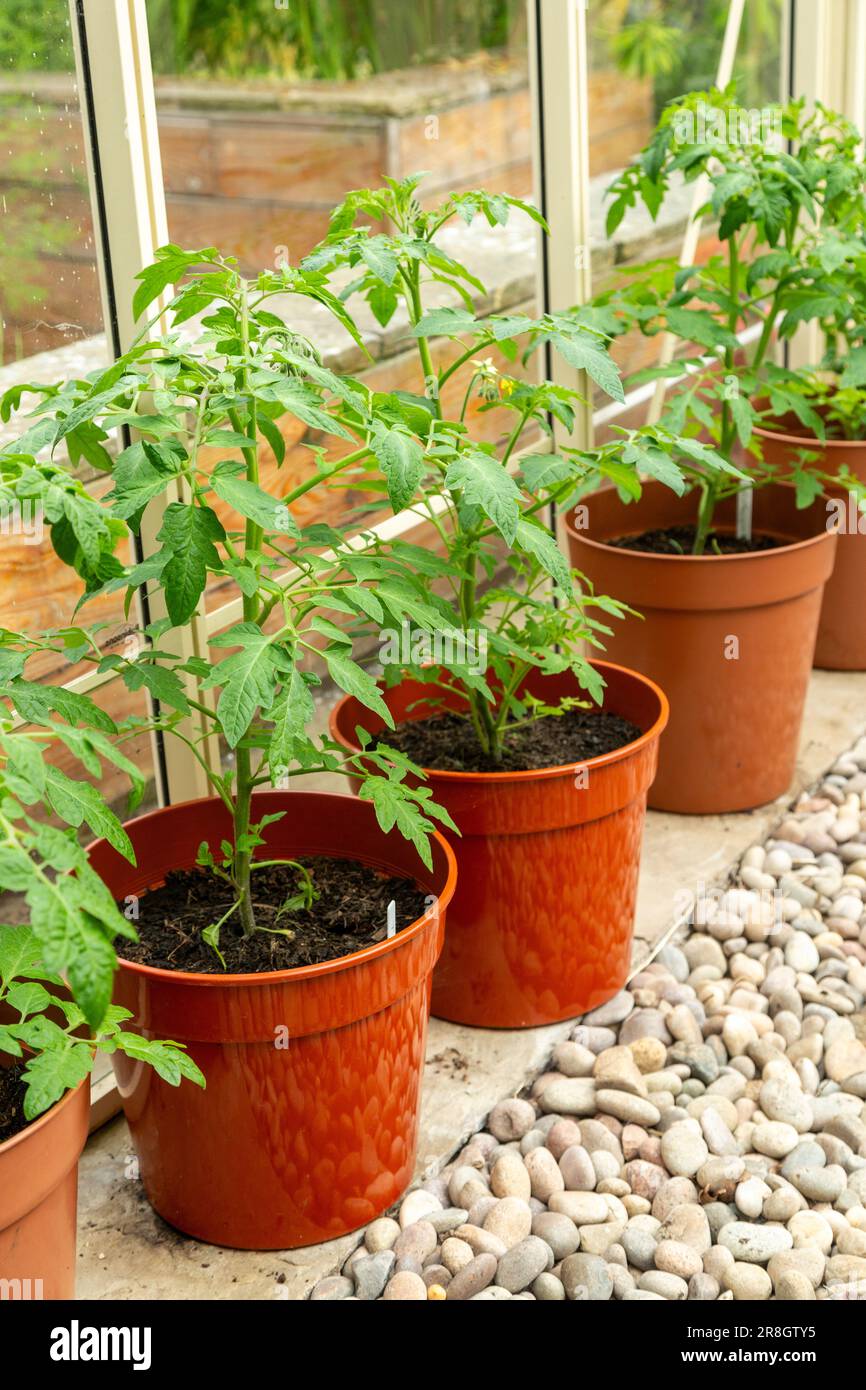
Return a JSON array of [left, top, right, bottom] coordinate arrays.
[[88, 791, 456, 1251], [566, 480, 838, 815], [331, 662, 668, 1029], [755, 412, 866, 670], [0, 1069, 89, 1299]]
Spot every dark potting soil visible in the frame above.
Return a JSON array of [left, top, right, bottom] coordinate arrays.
[[610, 525, 781, 556], [378, 707, 642, 774], [121, 857, 430, 974], [0, 1061, 28, 1145]]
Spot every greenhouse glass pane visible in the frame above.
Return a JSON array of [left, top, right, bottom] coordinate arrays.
[[144, 0, 542, 612], [586, 0, 787, 431], [0, 2, 156, 811]]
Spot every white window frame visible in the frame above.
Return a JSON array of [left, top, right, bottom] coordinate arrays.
[[786, 0, 866, 366]]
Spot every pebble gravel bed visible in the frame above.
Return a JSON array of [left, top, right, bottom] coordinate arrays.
[[310, 737, 866, 1301]]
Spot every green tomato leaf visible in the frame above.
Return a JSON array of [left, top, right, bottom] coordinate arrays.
[[21, 1042, 92, 1122], [357, 776, 436, 871], [664, 308, 738, 351], [515, 519, 573, 593], [359, 235, 400, 285], [113, 1033, 205, 1088], [549, 324, 625, 404], [0, 924, 47, 986], [133, 244, 218, 321], [840, 347, 866, 389], [265, 378, 353, 440], [44, 767, 135, 861], [621, 439, 687, 496], [444, 449, 521, 545], [267, 668, 315, 772], [156, 502, 225, 626], [0, 732, 47, 795], [123, 661, 190, 715], [6, 980, 54, 1018], [323, 647, 393, 728], [212, 464, 301, 537], [412, 306, 478, 339], [0, 844, 37, 892], [730, 394, 755, 448], [257, 412, 286, 465], [368, 424, 426, 513], [205, 624, 290, 748], [4, 679, 116, 732], [106, 442, 175, 528]]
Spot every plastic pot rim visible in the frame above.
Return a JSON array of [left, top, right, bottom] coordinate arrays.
[[91, 790, 458, 991], [330, 658, 669, 786], [565, 504, 835, 567], [0, 1071, 88, 1159], [753, 412, 866, 453]]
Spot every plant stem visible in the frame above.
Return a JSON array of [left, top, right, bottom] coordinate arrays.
[[439, 340, 488, 391], [718, 233, 741, 465], [693, 479, 718, 556], [282, 445, 372, 506], [400, 244, 498, 755], [233, 276, 261, 937], [701, 232, 742, 553], [402, 264, 440, 416]]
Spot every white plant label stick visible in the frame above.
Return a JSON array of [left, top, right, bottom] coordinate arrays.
[[387, 900, 397, 939]]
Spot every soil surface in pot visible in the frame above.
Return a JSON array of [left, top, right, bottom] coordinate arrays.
[[0, 1060, 28, 1144], [120, 857, 429, 974], [610, 525, 781, 557], [378, 707, 641, 774]]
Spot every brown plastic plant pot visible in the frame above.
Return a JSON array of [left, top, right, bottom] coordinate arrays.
[[565, 480, 838, 815], [331, 661, 669, 1029], [755, 411, 866, 670], [0, 1067, 90, 1300], [87, 791, 456, 1251]]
